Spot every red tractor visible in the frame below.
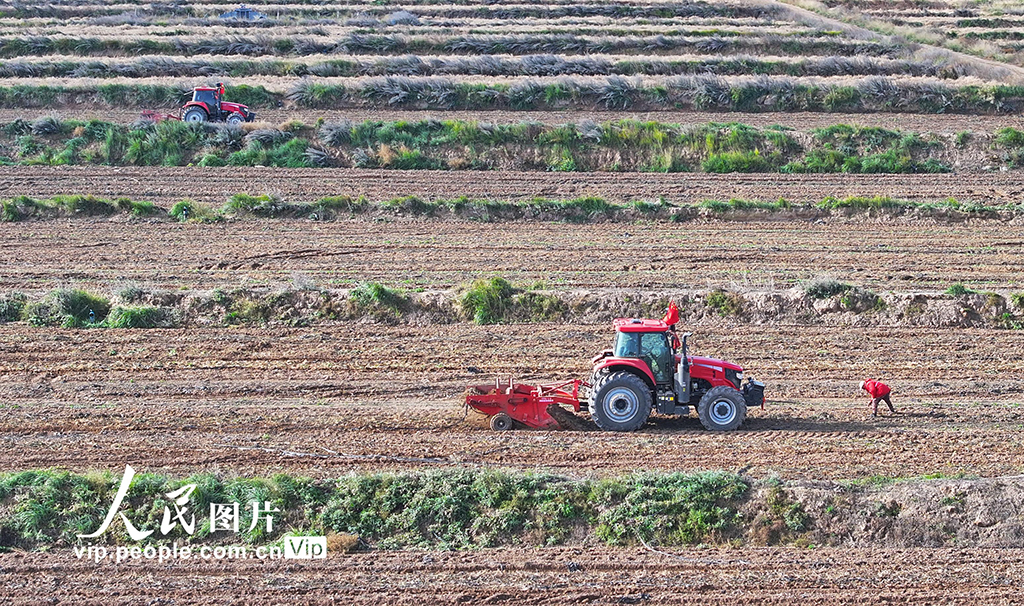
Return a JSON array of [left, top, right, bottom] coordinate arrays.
[[466, 303, 765, 432], [141, 83, 255, 124]]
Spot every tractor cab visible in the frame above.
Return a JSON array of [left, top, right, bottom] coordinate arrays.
[[587, 303, 764, 432], [610, 319, 674, 385], [192, 87, 221, 112]]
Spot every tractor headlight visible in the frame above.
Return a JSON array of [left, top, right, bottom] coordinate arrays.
[[725, 368, 743, 389]]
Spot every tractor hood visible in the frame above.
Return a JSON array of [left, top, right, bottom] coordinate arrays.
[[221, 101, 249, 113], [687, 355, 743, 372]]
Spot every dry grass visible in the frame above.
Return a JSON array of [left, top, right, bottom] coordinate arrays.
[[326, 532, 360, 554]]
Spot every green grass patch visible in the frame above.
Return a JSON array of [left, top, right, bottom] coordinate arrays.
[[25, 289, 110, 327], [765, 484, 810, 532], [592, 471, 748, 545], [945, 283, 976, 296], [995, 127, 1024, 148], [0, 292, 26, 322], [702, 150, 776, 173], [169, 199, 221, 223], [698, 198, 791, 212], [516, 291, 567, 322], [0, 468, 749, 551], [816, 196, 902, 210], [105, 306, 173, 328], [460, 277, 516, 324], [348, 282, 407, 323], [222, 193, 288, 217], [705, 290, 743, 316]]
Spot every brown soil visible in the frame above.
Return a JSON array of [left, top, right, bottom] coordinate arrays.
[[2, 214, 1023, 480], [2, 322, 1022, 480], [2, 217, 1023, 294], [7, 107, 1024, 132], [3, 546, 1022, 604], [2, 166, 1024, 207]]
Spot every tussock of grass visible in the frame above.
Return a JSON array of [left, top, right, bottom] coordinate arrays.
[[803, 276, 852, 299], [350, 282, 405, 311], [460, 277, 516, 325], [702, 150, 777, 173], [945, 283, 976, 297], [105, 306, 174, 328], [0, 292, 25, 322], [816, 195, 901, 210], [1, 195, 158, 221], [995, 127, 1024, 148], [223, 193, 289, 217], [705, 290, 743, 316], [517, 291, 568, 321], [347, 282, 407, 323], [25, 289, 110, 327], [169, 199, 221, 223]]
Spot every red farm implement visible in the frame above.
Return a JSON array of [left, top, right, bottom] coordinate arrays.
[[465, 378, 584, 430]]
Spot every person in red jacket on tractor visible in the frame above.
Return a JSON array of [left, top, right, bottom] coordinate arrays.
[[861, 379, 895, 417]]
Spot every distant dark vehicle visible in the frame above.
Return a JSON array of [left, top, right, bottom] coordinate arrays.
[[219, 4, 267, 21]]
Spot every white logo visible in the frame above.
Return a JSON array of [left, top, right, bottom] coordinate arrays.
[[78, 465, 279, 540], [284, 536, 327, 560]]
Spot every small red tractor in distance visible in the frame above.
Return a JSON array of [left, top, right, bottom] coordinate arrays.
[[466, 303, 765, 432], [141, 83, 256, 125]]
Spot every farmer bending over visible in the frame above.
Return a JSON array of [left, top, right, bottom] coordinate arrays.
[[861, 379, 895, 417]]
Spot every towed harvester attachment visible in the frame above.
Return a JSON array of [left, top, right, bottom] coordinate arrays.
[[466, 378, 584, 430], [140, 110, 180, 123]]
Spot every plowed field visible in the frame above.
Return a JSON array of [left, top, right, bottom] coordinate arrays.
[[4, 547, 1023, 605], [2, 321, 1023, 480], [3, 166, 1024, 206], [3, 216, 1023, 293]]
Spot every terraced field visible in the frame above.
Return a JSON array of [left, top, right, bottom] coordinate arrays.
[[3, 1, 1024, 604]]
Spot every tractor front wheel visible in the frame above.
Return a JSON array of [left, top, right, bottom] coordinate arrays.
[[697, 386, 747, 431], [226, 112, 245, 125], [588, 371, 652, 432], [183, 108, 208, 123]]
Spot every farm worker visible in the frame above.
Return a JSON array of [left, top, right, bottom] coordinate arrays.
[[216, 82, 225, 99], [860, 379, 895, 417]]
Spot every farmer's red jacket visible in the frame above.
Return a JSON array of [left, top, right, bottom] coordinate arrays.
[[862, 379, 891, 398]]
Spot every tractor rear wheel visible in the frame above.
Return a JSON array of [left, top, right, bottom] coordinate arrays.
[[588, 371, 652, 432], [489, 412, 513, 431], [697, 386, 746, 431], [183, 108, 207, 123]]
